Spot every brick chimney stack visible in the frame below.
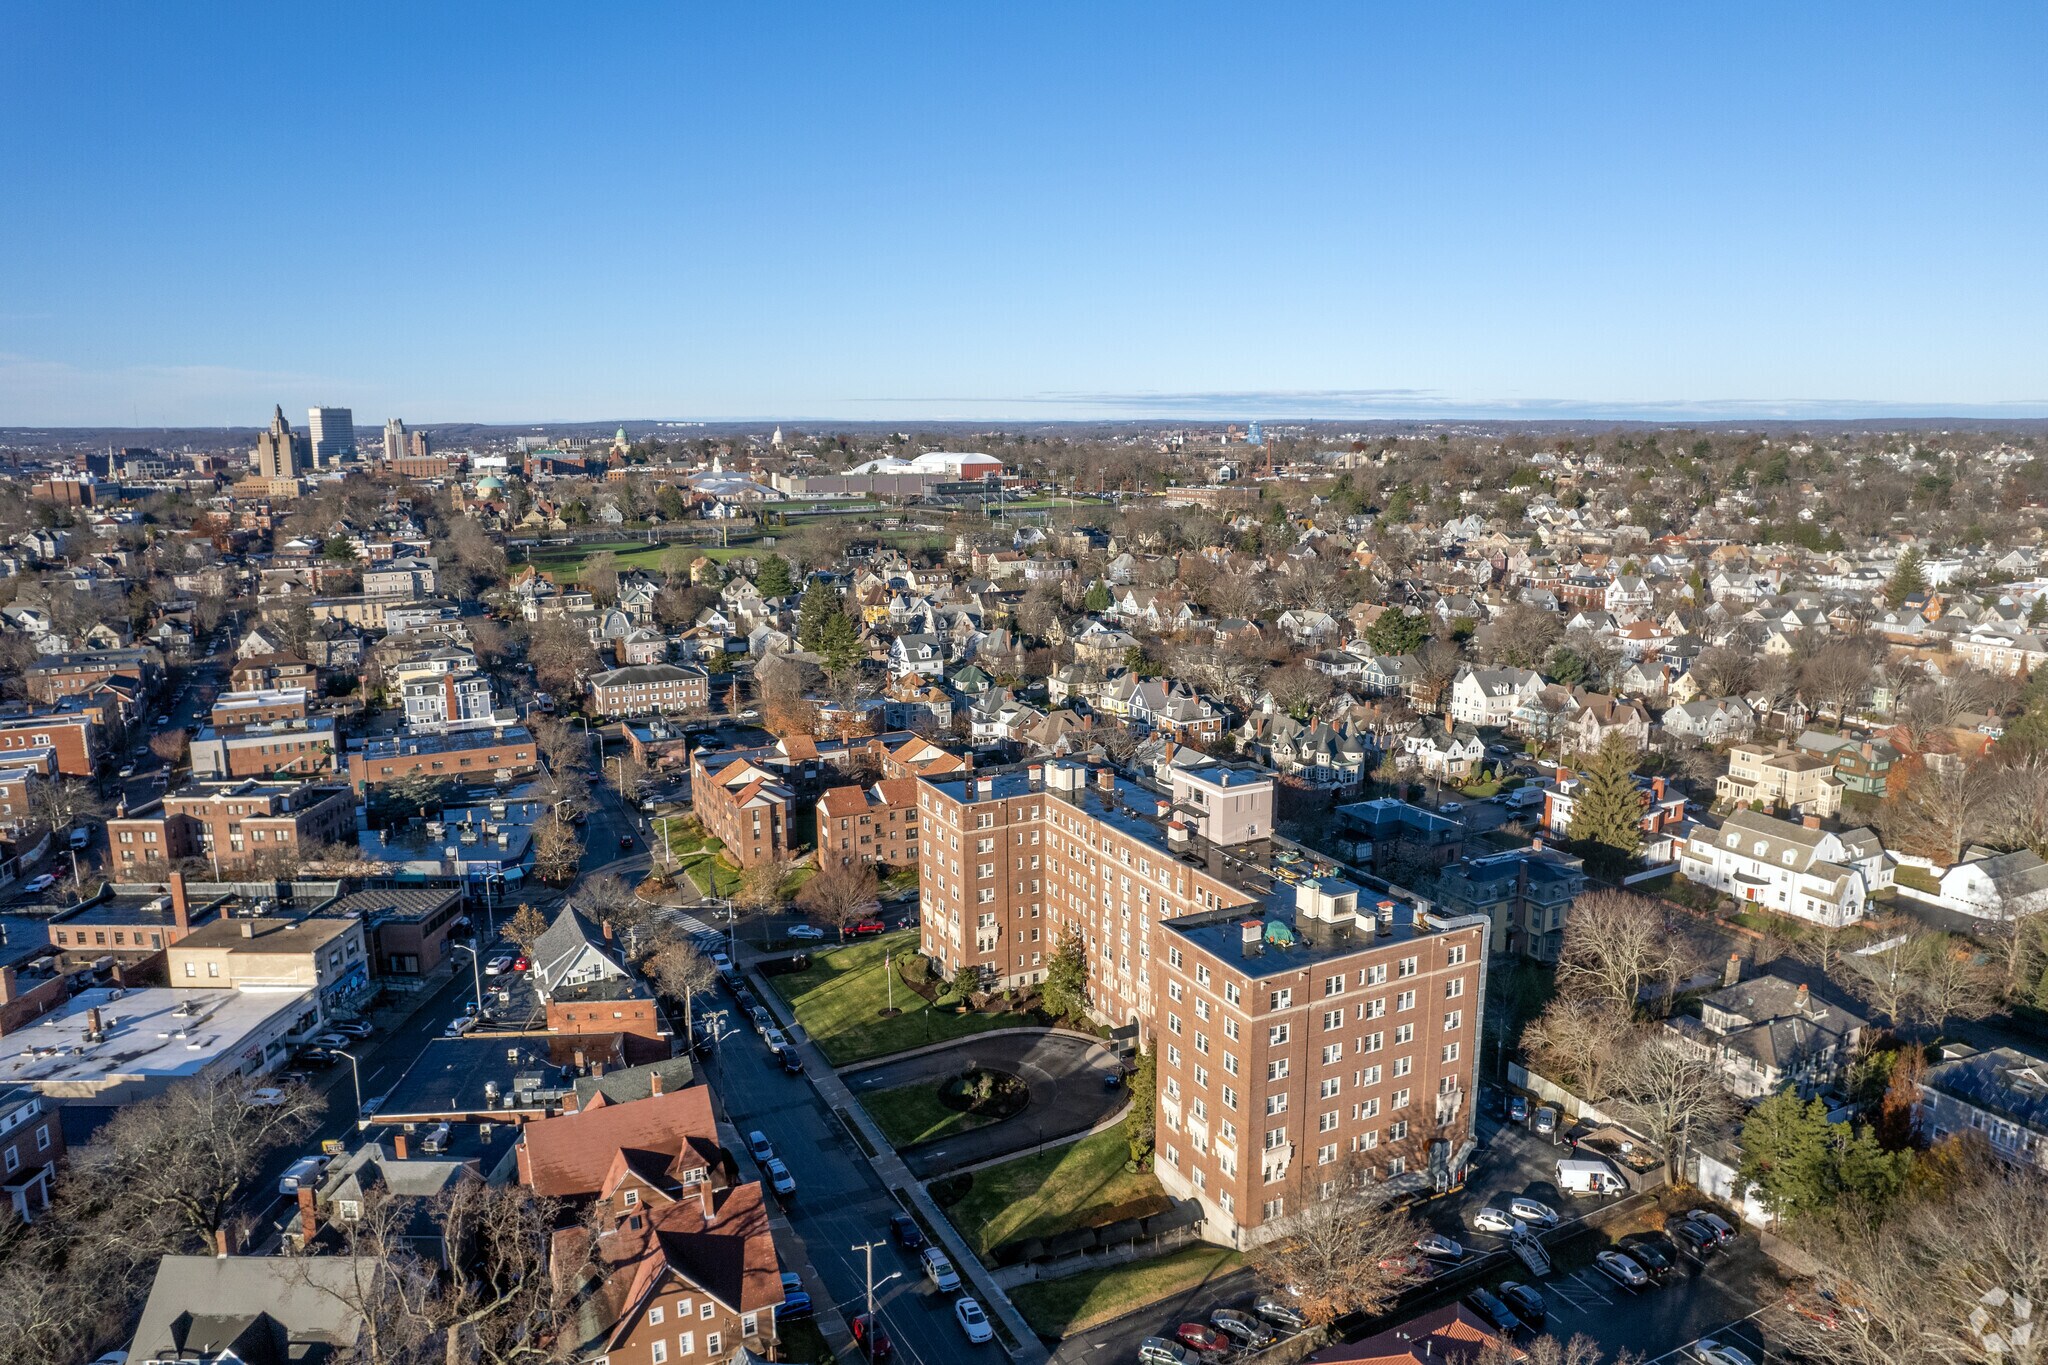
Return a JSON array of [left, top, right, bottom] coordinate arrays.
[[649, 1069, 663, 1096], [170, 870, 190, 934], [602, 919, 613, 941], [393, 1132, 408, 1159], [1794, 983, 1811, 1014], [1723, 953, 1741, 988], [1803, 814, 1822, 830]]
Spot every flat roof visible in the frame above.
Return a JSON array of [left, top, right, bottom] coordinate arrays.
[[352, 726, 533, 760], [0, 985, 308, 1088], [320, 887, 461, 924], [379, 1034, 585, 1121], [54, 892, 217, 931], [171, 916, 358, 954]]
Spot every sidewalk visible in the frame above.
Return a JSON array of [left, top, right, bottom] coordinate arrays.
[[749, 965, 1052, 1365]]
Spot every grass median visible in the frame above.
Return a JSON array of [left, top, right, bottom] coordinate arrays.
[[763, 929, 1032, 1066], [946, 1129, 1169, 1260], [859, 1079, 1000, 1148], [1009, 1244, 1243, 1338]]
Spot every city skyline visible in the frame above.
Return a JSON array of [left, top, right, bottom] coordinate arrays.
[[3, 4, 2045, 425]]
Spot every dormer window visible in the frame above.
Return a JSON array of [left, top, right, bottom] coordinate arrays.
[[622, 1188, 640, 1207]]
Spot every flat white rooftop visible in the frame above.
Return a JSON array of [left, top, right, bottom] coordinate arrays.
[[0, 985, 309, 1094]]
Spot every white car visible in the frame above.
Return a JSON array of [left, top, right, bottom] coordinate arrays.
[[762, 1027, 789, 1052], [765, 1157, 796, 1197], [954, 1296, 993, 1344], [245, 1087, 287, 1107], [1695, 1341, 1757, 1365], [1509, 1197, 1559, 1226], [922, 1246, 962, 1292], [787, 924, 826, 941], [1415, 1233, 1465, 1261], [1471, 1207, 1519, 1234], [485, 954, 514, 975], [20, 874, 56, 895], [309, 1032, 351, 1049], [445, 1015, 479, 1036]]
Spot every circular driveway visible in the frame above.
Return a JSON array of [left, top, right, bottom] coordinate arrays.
[[843, 1030, 1128, 1176]]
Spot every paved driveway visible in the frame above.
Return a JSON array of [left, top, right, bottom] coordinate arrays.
[[843, 1031, 1128, 1176]]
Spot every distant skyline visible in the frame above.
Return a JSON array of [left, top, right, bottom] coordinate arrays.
[[3, 4, 2045, 426]]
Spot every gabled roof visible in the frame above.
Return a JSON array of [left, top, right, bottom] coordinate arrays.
[[129, 1256, 378, 1365], [530, 904, 626, 989], [521, 1086, 721, 1198]]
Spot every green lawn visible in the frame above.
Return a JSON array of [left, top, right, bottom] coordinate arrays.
[[765, 930, 1033, 1065], [1009, 1245, 1243, 1338], [682, 853, 744, 898], [860, 1080, 999, 1149], [948, 1129, 1169, 1260]]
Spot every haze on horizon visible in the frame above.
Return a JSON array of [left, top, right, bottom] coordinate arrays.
[[2, 3, 2044, 426]]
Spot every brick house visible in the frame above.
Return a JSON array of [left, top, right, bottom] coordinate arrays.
[[689, 755, 792, 869], [0, 709, 100, 776], [188, 715, 340, 779], [0, 1085, 64, 1219], [587, 664, 712, 718]]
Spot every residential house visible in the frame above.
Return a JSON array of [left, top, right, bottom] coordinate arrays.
[[1446, 666, 1543, 730], [1716, 742, 1843, 818], [1673, 970, 1867, 1100], [127, 1256, 378, 1363], [1678, 808, 1888, 927], [816, 778, 920, 869], [1919, 1044, 2048, 1173], [1433, 844, 1586, 962], [1663, 697, 1756, 746], [1794, 730, 1898, 798], [1402, 721, 1485, 781], [1933, 847, 2048, 921]]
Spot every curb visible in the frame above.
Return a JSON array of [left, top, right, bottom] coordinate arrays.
[[838, 1025, 1116, 1075]]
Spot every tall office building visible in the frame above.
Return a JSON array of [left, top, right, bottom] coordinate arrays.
[[382, 418, 407, 464], [308, 407, 356, 465], [913, 760, 1485, 1246], [252, 405, 309, 480]]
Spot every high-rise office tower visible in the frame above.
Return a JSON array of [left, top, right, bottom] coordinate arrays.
[[253, 405, 309, 479], [383, 418, 407, 464], [308, 407, 356, 465]]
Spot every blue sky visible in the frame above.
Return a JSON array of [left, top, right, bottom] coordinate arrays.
[[2, 3, 2044, 426]]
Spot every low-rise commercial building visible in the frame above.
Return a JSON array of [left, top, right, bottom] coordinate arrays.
[[348, 726, 537, 790], [167, 914, 371, 1022], [189, 715, 339, 779]]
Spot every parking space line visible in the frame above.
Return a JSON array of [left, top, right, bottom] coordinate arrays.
[[1642, 1305, 1772, 1364]]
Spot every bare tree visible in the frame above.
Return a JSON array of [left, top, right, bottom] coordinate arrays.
[[1609, 1035, 1736, 1182], [643, 939, 719, 1041], [1248, 1158, 1417, 1328], [1882, 760, 1999, 864], [1689, 645, 1757, 700], [1520, 996, 1637, 1104], [1555, 890, 1697, 1015], [797, 858, 882, 937], [531, 817, 584, 884], [734, 859, 794, 915], [505, 903, 549, 951]]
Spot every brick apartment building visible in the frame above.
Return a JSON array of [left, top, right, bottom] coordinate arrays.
[[23, 648, 162, 704], [914, 760, 1487, 1245], [107, 779, 355, 875], [209, 687, 311, 727], [689, 753, 793, 868], [586, 663, 712, 718], [0, 1086, 64, 1219], [347, 727, 537, 790], [0, 709, 100, 776], [48, 872, 212, 963], [189, 715, 339, 779], [816, 778, 919, 869]]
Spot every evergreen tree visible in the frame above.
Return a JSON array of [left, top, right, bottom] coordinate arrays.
[[1739, 1089, 1913, 1226], [819, 611, 863, 680], [755, 554, 797, 598], [1083, 580, 1113, 613], [2030, 596, 2047, 628], [1041, 932, 1089, 1022], [797, 579, 838, 652], [1123, 1046, 1157, 1167], [1884, 548, 1927, 608], [1363, 608, 1429, 656], [1568, 732, 1645, 867]]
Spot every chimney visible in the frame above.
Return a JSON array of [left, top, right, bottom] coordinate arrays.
[[1375, 900, 1396, 937], [649, 1069, 664, 1096], [1803, 815, 1821, 830], [699, 1175, 718, 1221], [1240, 919, 1264, 956], [170, 870, 190, 933], [393, 1132, 409, 1159], [1096, 766, 1114, 793], [1155, 800, 1171, 818], [214, 1226, 231, 1258], [298, 1183, 318, 1243], [1723, 953, 1741, 988], [1530, 837, 1544, 852], [241, 921, 256, 938], [573, 1047, 587, 1072], [602, 919, 613, 941], [1794, 983, 1811, 1014], [86, 1006, 103, 1039]]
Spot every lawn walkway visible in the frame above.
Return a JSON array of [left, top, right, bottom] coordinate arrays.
[[1009, 1245, 1242, 1338], [947, 1129, 1168, 1260], [764, 929, 1031, 1066]]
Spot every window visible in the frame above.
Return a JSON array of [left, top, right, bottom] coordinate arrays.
[[1319, 1077, 1340, 1098], [1442, 1042, 1461, 1063], [1265, 1092, 1288, 1115], [1447, 944, 1467, 965], [1322, 1008, 1342, 1031], [1394, 1023, 1414, 1045], [1392, 1089, 1410, 1110], [1398, 956, 1418, 978], [623, 1189, 640, 1207], [1266, 1058, 1289, 1081], [183, 962, 196, 978], [1321, 1043, 1341, 1065], [1444, 1010, 1463, 1031], [648, 1306, 664, 1325], [1396, 990, 1415, 1011], [701, 1303, 715, 1320], [1268, 1023, 1290, 1046], [1224, 982, 1242, 1004], [1262, 1198, 1284, 1221], [743, 1314, 758, 1337], [1393, 1056, 1412, 1078], [1445, 978, 1464, 998], [1270, 988, 1292, 1010], [651, 1343, 667, 1364], [706, 1334, 721, 1356]]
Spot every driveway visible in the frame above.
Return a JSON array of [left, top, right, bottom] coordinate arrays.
[[843, 1031, 1128, 1177]]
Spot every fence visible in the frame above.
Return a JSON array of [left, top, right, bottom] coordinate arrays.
[[1506, 1061, 1619, 1126]]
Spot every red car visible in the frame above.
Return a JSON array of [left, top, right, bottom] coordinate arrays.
[[1176, 1324, 1228, 1354], [619, 834, 635, 851], [847, 919, 887, 937], [851, 1314, 894, 1360], [512, 956, 529, 973]]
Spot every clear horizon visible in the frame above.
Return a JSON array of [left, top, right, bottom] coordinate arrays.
[[4, 3, 2044, 426]]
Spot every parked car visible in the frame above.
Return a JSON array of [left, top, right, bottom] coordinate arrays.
[[923, 1246, 962, 1292], [1210, 1309, 1275, 1349], [1472, 1207, 1519, 1234], [1507, 1093, 1531, 1124], [1619, 1234, 1678, 1279], [444, 1016, 478, 1036], [333, 1021, 374, 1039], [764, 1157, 796, 1197], [485, 954, 514, 975], [778, 1048, 804, 1074], [1508, 1196, 1559, 1226], [1695, 1341, 1758, 1365], [851, 1314, 893, 1360], [762, 1026, 789, 1052], [309, 1031, 351, 1049], [1175, 1323, 1228, 1355], [1415, 1232, 1465, 1262], [1533, 1104, 1562, 1140], [847, 919, 887, 937], [1687, 1209, 1738, 1245], [1137, 1339, 1191, 1365], [1253, 1295, 1306, 1332], [277, 1155, 328, 1196], [245, 1087, 287, 1107], [778, 1272, 812, 1319], [1671, 1219, 1720, 1258], [955, 1297, 994, 1344], [67, 827, 90, 850], [1498, 1282, 1547, 1328], [1462, 1289, 1524, 1338], [747, 1130, 775, 1163], [1439, 801, 1463, 815], [117, 764, 136, 778], [20, 874, 56, 895], [1594, 1250, 1651, 1290], [749, 1005, 773, 1033], [891, 1212, 926, 1249], [788, 923, 826, 940], [511, 955, 529, 972]]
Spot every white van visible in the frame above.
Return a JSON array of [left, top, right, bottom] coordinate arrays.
[[278, 1154, 329, 1196], [1556, 1158, 1626, 1195]]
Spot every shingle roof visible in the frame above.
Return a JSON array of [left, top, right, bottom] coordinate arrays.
[[520, 1086, 721, 1198]]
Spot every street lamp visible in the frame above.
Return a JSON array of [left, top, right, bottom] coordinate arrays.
[[451, 943, 486, 1018], [851, 1242, 900, 1331], [334, 1048, 365, 1129]]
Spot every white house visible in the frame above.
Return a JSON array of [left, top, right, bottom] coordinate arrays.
[[1678, 808, 1888, 927], [1447, 666, 1544, 730], [1935, 848, 2048, 921]]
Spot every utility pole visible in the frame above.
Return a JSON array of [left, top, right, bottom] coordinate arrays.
[[854, 1239, 885, 1326]]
